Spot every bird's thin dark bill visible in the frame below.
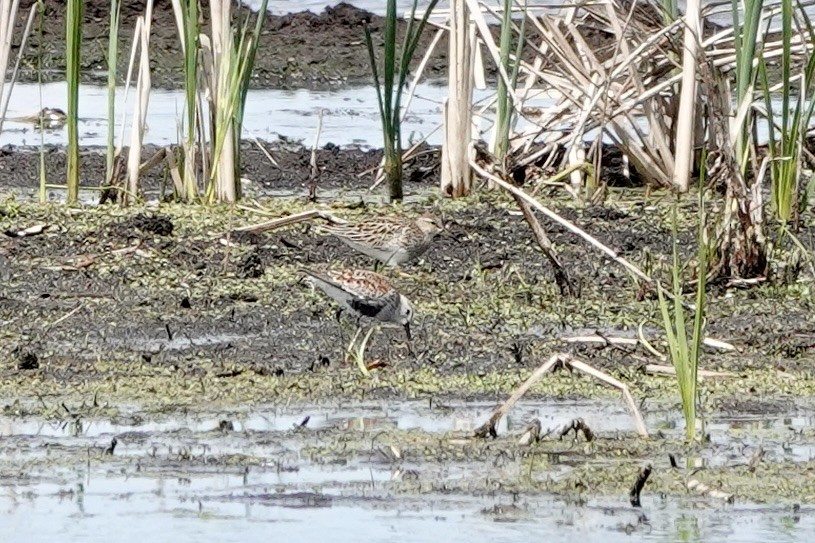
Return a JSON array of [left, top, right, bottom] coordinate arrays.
[[404, 322, 412, 341]]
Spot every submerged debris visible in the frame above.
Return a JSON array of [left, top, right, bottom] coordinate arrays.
[[518, 419, 542, 446]]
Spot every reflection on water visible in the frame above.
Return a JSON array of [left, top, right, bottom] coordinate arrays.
[[0, 470, 811, 543], [1, 400, 815, 541]]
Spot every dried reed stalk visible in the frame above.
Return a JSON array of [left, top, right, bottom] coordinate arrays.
[[474, 353, 649, 439], [124, 2, 154, 205], [440, 0, 475, 197]]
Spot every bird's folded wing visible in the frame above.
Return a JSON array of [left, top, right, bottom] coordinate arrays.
[[319, 222, 401, 249]]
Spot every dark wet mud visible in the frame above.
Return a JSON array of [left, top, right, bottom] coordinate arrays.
[[12, 1, 689, 90], [4, 149, 815, 535], [16, 1, 445, 89], [2, 169, 815, 409]]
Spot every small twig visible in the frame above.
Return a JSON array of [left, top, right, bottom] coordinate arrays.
[[518, 419, 542, 446], [163, 147, 185, 196], [310, 109, 324, 180], [558, 418, 594, 442], [253, 137, 279, 168], [471, 159, 654, 287], [510, 190, 575, 296], [747, 446, 765, 472], [563, 332, 737, 355], [568, 358, 648, 437], [232, 210, 347, 234], [475, 354, 562, 438], [138, 147, 167, 176], [645, 364, 735, 379], [44, 303, 84, 332], [104, 437, 118, 455], [638, 322, 668, 360]]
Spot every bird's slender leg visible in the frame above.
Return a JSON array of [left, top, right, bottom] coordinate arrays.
[[345, 326, 363, 364], [355, 326, 376, 374], [334, 308, 346, 345]]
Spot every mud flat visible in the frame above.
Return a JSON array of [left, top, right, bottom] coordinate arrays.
[[3, 1, 815, 538], [3, 182, 815, 541]]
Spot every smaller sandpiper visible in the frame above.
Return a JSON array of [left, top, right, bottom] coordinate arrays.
[[318, 215, 443, 268], [301, 268, 413, 340]]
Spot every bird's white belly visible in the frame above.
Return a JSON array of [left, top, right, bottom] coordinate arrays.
[[343, 240, 409, 266]]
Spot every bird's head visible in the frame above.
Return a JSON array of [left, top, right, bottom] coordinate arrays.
[[416, 214, 444, 239], [397, 294, 414, 340]]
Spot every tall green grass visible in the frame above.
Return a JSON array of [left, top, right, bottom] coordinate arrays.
[[657, 197, 708, 442], [171, 0, 201, 201], [494, 0, 525, 166], [231, 0, 269, 200], [760, 0, 815, 227], [731, 0, 764, 167], [206, 0, 269, 203], [364, 0, 438, 202], [65, 0, 82, 204]]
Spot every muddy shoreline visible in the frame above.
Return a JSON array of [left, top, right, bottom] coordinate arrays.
[[3, 192, 815, 511], [13, 1, 679, 90], [4, 2, 815, 532], [17, 1, 446, 89]]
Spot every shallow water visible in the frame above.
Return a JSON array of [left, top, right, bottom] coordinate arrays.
[[1, 400, 814, 542], [2, 488, 812, 543], [0, 80, 786, 156], [0, 82, 464, 149]]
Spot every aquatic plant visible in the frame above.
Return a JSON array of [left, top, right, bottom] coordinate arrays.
[[494, 0, 526, 167], [205, 0, 269, 203], [364, 0, 439, 202], [657, 200, 707, 442], [732, 0, 765, 167], [170, 0, 201, 201], [760, 0, 815, 229], [65, 0, 82, 204], [169, 0, 268, 203]]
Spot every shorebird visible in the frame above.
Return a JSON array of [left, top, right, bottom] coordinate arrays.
[[318, 215, 443, 268], [302, 268, 413, 370]]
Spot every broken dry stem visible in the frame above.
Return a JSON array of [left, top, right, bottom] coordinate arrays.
[[474, 353, 649, 439]]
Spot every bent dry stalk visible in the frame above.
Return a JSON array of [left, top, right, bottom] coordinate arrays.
[[494, 0, 526, 166], [170, 0, 201, 201]]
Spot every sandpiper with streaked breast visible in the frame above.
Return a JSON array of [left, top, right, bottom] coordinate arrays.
[[318, 215, 443, 268]]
